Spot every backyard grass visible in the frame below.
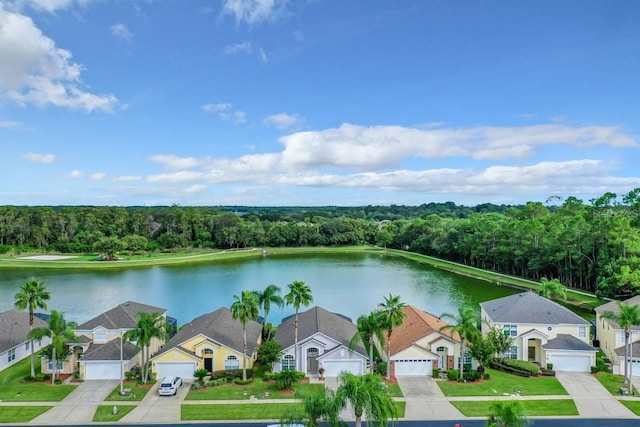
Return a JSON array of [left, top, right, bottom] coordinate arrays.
[[0, 406, 52, 423], [620, 400, 640, 415], [182, 403, 303, 420], [104, 382, 153, 401], [436, 369, 568, 397], [93, 404, 136, 422], [594, 372, 640, 396], [451, 399, 578, 417], [185, 380, 324, 400], [0, 355, 77, 402]]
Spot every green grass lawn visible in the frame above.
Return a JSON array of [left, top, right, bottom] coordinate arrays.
[[451, 399, 578, 416], [104, 382, 153, 401], [185, 380, 324, 400], [182, 403, 303, 420], [437, 369, 568, 397], [620, 400, 640, 415], [0, 355, 77, 402], [386, 383, 404, 397], [594, 372, 640, 396], [93, 404, 136, 421], [0, 406, 52, 423]]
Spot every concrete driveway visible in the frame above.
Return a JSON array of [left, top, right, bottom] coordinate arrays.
[[396, 376, 463, 420], [30, 380, 118, 425], [121, 379, 191, 423], [556, 372, 635, 418]]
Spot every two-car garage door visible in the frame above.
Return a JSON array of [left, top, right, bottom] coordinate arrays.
[[547, 354, 591, 372], [155, 362, 197, 380], [85, 362, 122, 380], [322, 360, 364, 377], [394, 359, 433, 376]]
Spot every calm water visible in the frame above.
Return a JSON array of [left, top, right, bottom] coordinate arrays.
[[0, 253, 521, 325]]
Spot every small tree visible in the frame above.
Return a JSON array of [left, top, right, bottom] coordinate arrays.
[[256, 340, 283, 371], [93, 236, 125, 259], [123, 234, 149, 255], [193, 368, 209, 385], [537, 278, 568, 300], [467, 334, 495, 376], [275, 370, 305, 390], [487, 400, 530, 427], [488, 325, 513, 363]]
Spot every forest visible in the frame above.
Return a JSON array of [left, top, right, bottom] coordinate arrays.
[[0, 189, 639, 300]]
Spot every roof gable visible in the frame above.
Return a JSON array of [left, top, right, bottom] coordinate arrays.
[[595, 296, 640, 330], [480, 292, 589, 326], [390, 305, 460, 355], [76, 301, 166, 330], [0, 310, 48, 353]]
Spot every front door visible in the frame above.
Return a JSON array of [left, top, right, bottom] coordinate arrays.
[[307, 348, 319, 373], [528, 346, 536, 362], [204, 358, 213, 372]]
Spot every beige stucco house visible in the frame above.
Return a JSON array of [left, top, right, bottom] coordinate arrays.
[[595, 295, 640, 376]]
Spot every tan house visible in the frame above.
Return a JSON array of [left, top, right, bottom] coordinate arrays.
[[40, 301, 167, 380], [481, 292, 596, 372], [594, 295, 640, 376], [0, 310, 51, 372], [150, 307, 262, 380], [389, 305, 462, 376]]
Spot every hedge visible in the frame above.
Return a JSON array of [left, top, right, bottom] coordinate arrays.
[[489, 361, 531, 377], [209, 369, 253, 381], [501, 359, 541, 375]]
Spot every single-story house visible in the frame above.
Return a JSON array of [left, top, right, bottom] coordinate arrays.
[[389, 305, 462, 376], [595, 295, 640, 376], [481, 292, 596, 372], [274, 306, 367, 377], [150, 306, 262, 380], [0, 310, 51, 372]]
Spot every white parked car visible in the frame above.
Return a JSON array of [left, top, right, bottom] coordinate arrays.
[[158, 376, 182, 396]]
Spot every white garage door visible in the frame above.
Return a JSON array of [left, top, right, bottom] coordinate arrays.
[[322, 360, 363, 377], [394, 359, 433, 376], [155, 362, 197, 380], [548, 354, 591, 372], [85, 362, 122, 380]]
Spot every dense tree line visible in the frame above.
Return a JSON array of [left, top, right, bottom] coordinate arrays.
[[0, 189, 639, 298]]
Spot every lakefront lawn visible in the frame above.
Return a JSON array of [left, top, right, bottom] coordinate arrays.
[[437, 369, 568, 397], [0, 356, 76, 402]]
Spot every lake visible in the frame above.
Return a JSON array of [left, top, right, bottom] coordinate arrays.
[[0, 252, 521, 325]]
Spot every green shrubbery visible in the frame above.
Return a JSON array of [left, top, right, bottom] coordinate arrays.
[[209, 369, 253, 381], [234, 378, 254, 385], [432, 368, 440, 378], [501, 359, 541, 375], [205, 378, 229, 387], [447, 369, 459, 381]]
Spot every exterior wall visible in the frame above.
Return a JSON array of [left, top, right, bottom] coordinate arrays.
[[275, 333, 342, 373], [0, 337, 51, 372], [40, 355, 76, 375], [595, 313, 640, 363], [391, 345, 434, 360]]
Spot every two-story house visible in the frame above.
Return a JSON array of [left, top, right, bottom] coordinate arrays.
[[594, 295, 640, 376], [0, 310, 51, 372], [481, 292, 596, 372]]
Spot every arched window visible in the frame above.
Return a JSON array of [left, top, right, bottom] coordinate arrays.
[[203, 348, 214, 355], [281, 354, 295, 370], [224, 355, 240, 370], [436, 346, 446, 352]]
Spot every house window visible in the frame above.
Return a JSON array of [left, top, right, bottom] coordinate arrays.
[[47, 361, 64, 371], [203, 348, 214, 355], [436, 346, 446, 352], [281, 354, 295, 370], [224, 355, 240, 370], [578, 326, 587, 338], [504, 346, 518, 360], [8, 349, 16, 362], [503, 324, 518, 337], [94, 332, 107, 343], [25, 341, 30, 351], [618, 331, 626, 345]]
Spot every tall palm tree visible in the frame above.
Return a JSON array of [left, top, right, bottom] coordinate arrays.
[[28, 310, 77, 384], [124, 311, 166, 383], [349, 311, 384, 373], [14, 277, 51, 378], [334, 372, 397, 427], [537, 278, 568, 300], [603, 302, 640, 384], [487, 400, 530, 427], [252, 284, 284, 339], [231, 290, 260, 381], [284, 280, 313, 371], [439, 306, 480, 381], [378, 294, 406, 380]]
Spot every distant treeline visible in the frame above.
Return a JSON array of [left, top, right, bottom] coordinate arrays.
[[1, 189, 639, 299]]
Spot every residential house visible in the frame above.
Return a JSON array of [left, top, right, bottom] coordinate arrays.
[[594, 295, 640, 376], [480, 292, 596, 372], [151, 307, 262, 380], [0, 310, 51, 372], [389, 305, 462, 376], [273, 306, 368, 377]]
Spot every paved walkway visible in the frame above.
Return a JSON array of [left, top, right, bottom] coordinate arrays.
[[120, 380, 191, 423], [29, 380, 118, 425], [556, 372, 635, 418], [396, 376, 463, 420]]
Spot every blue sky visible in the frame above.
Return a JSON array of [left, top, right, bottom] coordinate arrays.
[[1, 0, 639, 206]]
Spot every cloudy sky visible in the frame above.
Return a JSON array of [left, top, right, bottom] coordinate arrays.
[[1, 0, 639, 206]]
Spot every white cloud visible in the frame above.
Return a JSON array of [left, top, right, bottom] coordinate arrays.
[[112, 175, 141, 182], [202, 102, 246, 124], [0, 5, 118, 112], [1, 120, 20, 129], [264, 112, 304, 130], [184, 184, 208, 194], [5, 0, 95, 13], [202, 102, 231, 113], [66, 169, 83, 178], [149, 154, 204, 170], [222, 0, 286, 25], [224, 41, 253, 54], [110, 23, 132, 41], [89, 172, 106, 180], [23, 151, 55, 163]]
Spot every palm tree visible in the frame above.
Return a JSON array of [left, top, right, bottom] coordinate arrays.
[[284, 280, 313, 371], [28, 310, 77, 384], [124, 311, 166, 383], [301, 390, 344, 427], [603, 302, 640, 384], [349, 311, 384, 373], [440, 306, 480, 381], [231, 290, 260, 381], [378, 294, 406, 380], [537, 278, 568, 300], [252, 284, 284, 339], [487, 400, 530, 427], [334, 372, 398, 427], [14, 277, 51, 378]]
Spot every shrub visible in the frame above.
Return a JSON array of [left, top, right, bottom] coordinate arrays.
[[489, 361, 531, 377], [463, 369, 482, 382], [547, 363, 553, 370], [234, 378, 254, 385], [262, 371, 276, 382], [125, 371, 135, 381], [274, 370, 305, 390], [190, 383, 201, 390], [447, 369, 459, 381], [210, 369, 253, 381], [54, 379, 62, 385], [193, 368, 209, 384], [376, 362, 387, 375], [432, 368, 440, 378], [502, 359, 541, 375], [484, 372, 491, 380], [540, 368, 556, 377], [206, 378, 228, 387]]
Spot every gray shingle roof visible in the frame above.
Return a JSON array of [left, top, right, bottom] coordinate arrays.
[[76, 301, 166, 330], [274, 306, 366, 355], [155, 307, 261, 358], [614, 341, 640, 357], [480, 292, 589, 325], [0, 310, 48, 353], [594, 296, 640, 331], [82, 339, 139, 361], [542, 334, 596, 351]]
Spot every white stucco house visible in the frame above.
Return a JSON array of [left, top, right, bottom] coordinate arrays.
[[274, 306, 367, 377], [0, 310, 51, 372], [595, 295, 640, 376], [481, 292, 596, 372]]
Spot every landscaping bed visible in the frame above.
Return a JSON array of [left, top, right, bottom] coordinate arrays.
[[93, 404, 136, 422], [185, 380, 323, 400], [182, 403, 303, 420], [451, 399, 578, 416], [0, 406, 52, 423], [437, 369, 568, 397]]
